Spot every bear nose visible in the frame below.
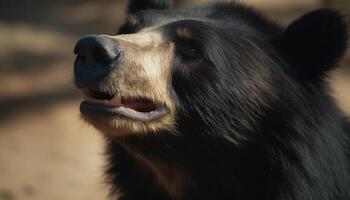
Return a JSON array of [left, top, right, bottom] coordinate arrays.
[[74, 35, 123, 68], [74, 35, 123, 88]]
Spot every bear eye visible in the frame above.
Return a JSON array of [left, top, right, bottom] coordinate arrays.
[[177, 47, 201, 61]]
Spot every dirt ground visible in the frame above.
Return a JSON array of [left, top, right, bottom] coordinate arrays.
[[0, 0, 349, 200]]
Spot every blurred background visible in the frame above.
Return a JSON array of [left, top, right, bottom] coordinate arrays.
[[0, 0, 349, 200]]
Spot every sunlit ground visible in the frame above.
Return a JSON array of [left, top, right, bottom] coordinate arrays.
[[0, 0, 349, 199]]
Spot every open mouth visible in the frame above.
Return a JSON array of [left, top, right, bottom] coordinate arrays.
[[80, 89, 169, 122]]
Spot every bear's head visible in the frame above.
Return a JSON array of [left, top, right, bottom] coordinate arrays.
[[74, 0, 348, 149]]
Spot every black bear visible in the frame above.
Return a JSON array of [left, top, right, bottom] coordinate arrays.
[[73, 0, 350, 199]]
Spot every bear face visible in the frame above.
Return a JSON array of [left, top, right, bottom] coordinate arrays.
[[75, 19, 278, 138], [74, 1, 349, 199], [75, 1, 347, 142]]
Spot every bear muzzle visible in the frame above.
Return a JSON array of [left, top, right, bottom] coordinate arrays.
[[73, 30, 177, 135]]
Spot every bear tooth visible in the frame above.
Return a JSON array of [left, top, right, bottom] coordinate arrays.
[[111, 94, 122, 106]]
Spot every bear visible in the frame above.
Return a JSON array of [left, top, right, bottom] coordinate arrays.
[[73, 0, 350, 199]]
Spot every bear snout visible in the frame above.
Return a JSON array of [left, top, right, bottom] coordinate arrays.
[[74, 35, 124, 88]]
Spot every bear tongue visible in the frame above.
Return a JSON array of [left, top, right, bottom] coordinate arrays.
[[121, 98, 157, 113]]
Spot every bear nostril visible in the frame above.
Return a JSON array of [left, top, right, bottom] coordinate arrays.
[[75, 47, 87, 64]]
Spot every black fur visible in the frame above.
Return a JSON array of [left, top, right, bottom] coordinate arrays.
[[278, 10, 348, 80], [104, 1, 350, 200]]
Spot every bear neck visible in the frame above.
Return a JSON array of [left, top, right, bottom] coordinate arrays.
[[109, 131, 258, 199]]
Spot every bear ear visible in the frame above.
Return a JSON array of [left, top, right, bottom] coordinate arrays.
[[128, 0, 172, 14], [278, 9, 348, 79]]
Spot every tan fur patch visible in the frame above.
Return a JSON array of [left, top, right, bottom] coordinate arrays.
[[130, 152, 189, 200]]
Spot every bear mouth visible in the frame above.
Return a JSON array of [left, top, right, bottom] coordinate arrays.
[[80, 89, 170, 122]]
